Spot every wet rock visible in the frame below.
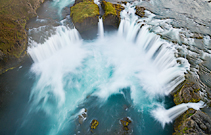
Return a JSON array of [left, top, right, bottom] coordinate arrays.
[[70, 0, 99, 36], [90, 119, 99, 130], [78, 108, 87, 124], [135, 6, 145, 17], [174, 109, 211, 135], [120, 117, 132, 132], [190, 33, 204, 39], [101, 0, 124, 28], [174, 81, 201, 105]]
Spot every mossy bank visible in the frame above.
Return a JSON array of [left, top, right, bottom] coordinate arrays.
[[0, 0, 45, 74]]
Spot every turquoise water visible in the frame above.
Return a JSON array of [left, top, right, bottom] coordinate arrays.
[[0, 61, 174, 135]]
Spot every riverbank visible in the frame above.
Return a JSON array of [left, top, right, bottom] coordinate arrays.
[[0, 0, 45, 74]]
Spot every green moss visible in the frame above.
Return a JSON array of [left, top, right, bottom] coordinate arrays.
[[102, 1, 117, 17], [70, 1, 99, 23]]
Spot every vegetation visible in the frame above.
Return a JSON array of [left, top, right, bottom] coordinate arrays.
[[70, 1, 99, 23], [0, 0, 44, 73], [102, 1, 117, 18]]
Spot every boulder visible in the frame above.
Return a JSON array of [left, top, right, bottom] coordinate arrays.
[[101, 0, 124, 28], [70, 0, 100, 36]]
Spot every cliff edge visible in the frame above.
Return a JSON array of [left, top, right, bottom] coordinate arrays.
[[0, 0, 45, 74]]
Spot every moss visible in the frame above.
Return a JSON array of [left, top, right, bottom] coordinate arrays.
[[70, 1, 99, 23], [102, 1, 117, 19]]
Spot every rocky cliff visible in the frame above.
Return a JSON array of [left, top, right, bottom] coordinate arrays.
[[0, 0, 44, 74]]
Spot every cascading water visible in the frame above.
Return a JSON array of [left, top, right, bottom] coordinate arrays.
[[16, 2, 203, 135], [98, 18, 104, 39], [152, 101, 205, 128]]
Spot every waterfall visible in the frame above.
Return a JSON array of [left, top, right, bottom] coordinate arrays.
[[152, 101, 205, 128], [117, 3, 189, 96], [26, 3, 193, 134], [98, 18, 104, 39], [28, 26, 81, 63]]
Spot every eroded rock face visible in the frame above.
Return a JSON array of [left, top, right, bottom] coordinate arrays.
[[174, 109, 211, 135]]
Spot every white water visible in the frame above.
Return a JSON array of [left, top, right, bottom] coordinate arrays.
[[26, 3, 193, 134], [152, 101, 205, 128]]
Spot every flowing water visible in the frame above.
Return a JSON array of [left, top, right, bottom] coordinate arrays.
[[0, 1, 206, 135]]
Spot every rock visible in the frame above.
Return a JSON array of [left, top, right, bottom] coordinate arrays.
[[0, 0, 45, 74], [70, 0, 99, 37], [174, 81, 201, 105], [190, 33, 204, 39], [90, 119, 99, 130], [174, 109, 211, 135], [120, 117, 132, 132], [78, 108, 87, 124], [135, 6, 145, 17], [101, 0, 124, 28]]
